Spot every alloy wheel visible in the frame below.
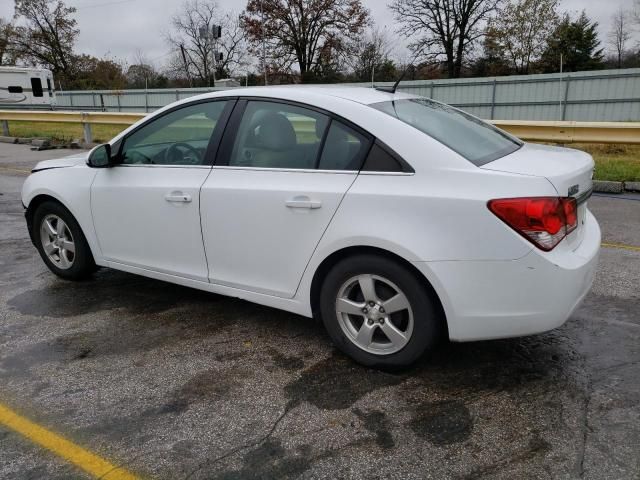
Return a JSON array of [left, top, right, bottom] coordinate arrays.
[[40, 214, 76, 270], [335, 274, 414, 355]]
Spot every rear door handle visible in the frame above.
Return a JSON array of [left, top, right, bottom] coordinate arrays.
[[164, 192, 192, 203], [285, 196, 322, 209]]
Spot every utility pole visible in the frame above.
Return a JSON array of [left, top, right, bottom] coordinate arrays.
[[200, 24, 223, 87], [180, 44, 193, 87], [559, 53, 563, 120]]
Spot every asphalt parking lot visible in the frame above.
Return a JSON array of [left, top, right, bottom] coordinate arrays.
[[1, 143, 639, 479]]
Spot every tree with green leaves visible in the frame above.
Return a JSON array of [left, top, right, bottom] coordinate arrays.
[[539, 11, 604, 73], [489, 0, 559, 74], [11, 0, 78, 76], [471, 25, 512, 77]]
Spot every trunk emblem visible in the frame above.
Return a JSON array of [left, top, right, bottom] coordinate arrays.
[[568, 184, 580, 196]]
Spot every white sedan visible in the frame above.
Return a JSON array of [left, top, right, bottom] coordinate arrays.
[[21, 86, 600, 368]]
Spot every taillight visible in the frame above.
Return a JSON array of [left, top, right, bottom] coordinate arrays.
[[488, 197, 578, 251]]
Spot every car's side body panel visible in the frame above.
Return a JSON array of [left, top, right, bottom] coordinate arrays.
[[201, 167, 358, 298], [91, 165, 212, 282]]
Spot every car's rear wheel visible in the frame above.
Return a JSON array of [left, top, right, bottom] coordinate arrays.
[[33, 201, 97, 280], [320, 254, 441, 368]]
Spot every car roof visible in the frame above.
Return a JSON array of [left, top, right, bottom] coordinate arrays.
[[193, 85, 418, 107]]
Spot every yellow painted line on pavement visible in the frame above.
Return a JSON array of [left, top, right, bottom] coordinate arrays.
[[0, 403, 140, 480], [602, 242, 640, 252], [0, 166, 30, 175]]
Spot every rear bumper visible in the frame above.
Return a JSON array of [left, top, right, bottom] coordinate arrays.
[[414, 210, 601, 341]]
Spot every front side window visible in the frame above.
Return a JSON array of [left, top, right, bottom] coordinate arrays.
[[371, 98, 522, 166], [30, 78, 43, 97], [120, 101, 228, 166], [228, 101, 329, 169]]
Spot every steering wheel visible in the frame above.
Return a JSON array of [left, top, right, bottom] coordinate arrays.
[[164, 142, 202, 165], [126, 150, 153, 164]]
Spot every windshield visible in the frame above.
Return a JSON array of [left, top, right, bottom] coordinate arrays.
[[371, 98, 522, 166]]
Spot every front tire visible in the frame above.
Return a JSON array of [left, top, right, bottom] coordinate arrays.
[[33, 201, 97, 280], [320, 254, 442, 369]]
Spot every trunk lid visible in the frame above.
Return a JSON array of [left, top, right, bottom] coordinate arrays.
[[482, 143, 594, 250]]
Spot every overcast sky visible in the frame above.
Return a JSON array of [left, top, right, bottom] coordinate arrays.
[[1, 0, 637, 69]]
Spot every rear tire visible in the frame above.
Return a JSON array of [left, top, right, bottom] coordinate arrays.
[[33, 201, 97, 280], [319, 254, 441, 369]]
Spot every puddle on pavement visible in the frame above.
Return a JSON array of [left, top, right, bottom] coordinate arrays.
[[407, 400, 472, 445], [284, 352, 406, 411], [7, 269, 219, 318]]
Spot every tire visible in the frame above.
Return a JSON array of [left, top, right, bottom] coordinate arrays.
[[320, 254, 442, 369], [33, 200, 97, 280]]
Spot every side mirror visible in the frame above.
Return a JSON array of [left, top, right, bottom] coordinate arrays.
[[87, 144, 113, 168]]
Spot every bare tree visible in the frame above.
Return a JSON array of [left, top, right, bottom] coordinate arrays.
[[11, 0, 78, 75], [389, 0, 502, 78], [243, 0, 370, 81], [490, 0, 559, 74], [344, 27, 396, 82], [608, 8, 631, 68], [126, 50, 158, 89], [166, 0, 249, 86]]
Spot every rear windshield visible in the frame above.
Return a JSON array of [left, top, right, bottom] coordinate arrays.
[[370, 98, 522, 166]]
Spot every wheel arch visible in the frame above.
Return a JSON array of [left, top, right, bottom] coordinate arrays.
[[309, 246, 448, 337], [25, 194, 94, 258], [25, 194, 67, 245]]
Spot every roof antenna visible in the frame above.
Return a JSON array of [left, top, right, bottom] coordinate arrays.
[[374, 62, 413, 94]]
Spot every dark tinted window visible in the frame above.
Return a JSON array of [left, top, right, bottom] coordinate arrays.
[[362, 143, 408, 172], [317, 121, 368, 171], [8, 86, 23, 93], [371, 98, 522, 166], [46, 79, 52, 96], [229, 101, 329, 169], [30, 78, 43, 97]]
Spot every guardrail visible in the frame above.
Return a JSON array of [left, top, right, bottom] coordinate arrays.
[[1, 110, 639, 145]]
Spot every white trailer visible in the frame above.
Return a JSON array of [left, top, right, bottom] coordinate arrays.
[[0, 66, 56, 108]]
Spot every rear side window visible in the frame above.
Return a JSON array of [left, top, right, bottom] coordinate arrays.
[[8, 86, 23, 93], [371, 98, 522, 166], [31, 78, 43, 97], [317, 121, 369, 171], [362, 142, 409, 172], [229, 101, 330, 169]]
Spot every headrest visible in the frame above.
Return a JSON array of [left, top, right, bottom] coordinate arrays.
[[253, 112, 297, 150]]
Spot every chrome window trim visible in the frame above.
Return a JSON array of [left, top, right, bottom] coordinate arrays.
[[113, 164, 212, 170], [211, 165, 414, 175], [211, 165, 358, 174]]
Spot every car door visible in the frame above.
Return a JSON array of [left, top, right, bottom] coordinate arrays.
[[91, 99, 234, 282], [200, 99, 371, 298]]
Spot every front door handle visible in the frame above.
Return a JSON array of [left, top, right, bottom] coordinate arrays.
[[164, 192, 192, 203], [285, 196, 322, 209]]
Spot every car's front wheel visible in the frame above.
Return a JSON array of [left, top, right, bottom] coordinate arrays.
[[320, 254, 442, 368], [33, 200, 97, 280]]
